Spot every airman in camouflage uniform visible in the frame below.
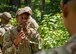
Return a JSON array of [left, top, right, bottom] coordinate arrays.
[[35, 0, 76, 54], [0, 12, 13, 30], [0, 12, 13, 54], [3, 7, 42, 54]]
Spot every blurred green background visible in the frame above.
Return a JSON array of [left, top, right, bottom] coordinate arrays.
[[0, 0, 70, 50]]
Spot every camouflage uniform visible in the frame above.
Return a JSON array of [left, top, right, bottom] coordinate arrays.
[[3, 7, 42, 54], [0, 12, 13, 54]]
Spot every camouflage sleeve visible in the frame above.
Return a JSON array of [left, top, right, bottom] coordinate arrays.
[[2, 31, 15, 54], [29, 17, 41, 52], [30, 31, 42, 53]]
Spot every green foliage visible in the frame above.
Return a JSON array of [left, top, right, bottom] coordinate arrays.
[[10, 18, 17, 26], [45, 0, 61, 15], [38, 14, 69, 49]]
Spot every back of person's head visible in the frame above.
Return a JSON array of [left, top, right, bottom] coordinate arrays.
[[62, 0, 69, 4]]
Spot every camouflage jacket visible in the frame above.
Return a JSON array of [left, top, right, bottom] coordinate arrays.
[[3, 26, 41, 54]]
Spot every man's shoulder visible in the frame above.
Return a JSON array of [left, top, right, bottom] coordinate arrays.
[[29, 16, 36, 23], [5, 24, 13, 29], [35, 47, 69, 54], [4, 27, 18, 36], [10, 27, 18, 35], [29, 16, 38, 28]]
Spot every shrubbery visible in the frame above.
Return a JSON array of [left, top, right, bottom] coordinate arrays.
[[38, 14, 69, 49]]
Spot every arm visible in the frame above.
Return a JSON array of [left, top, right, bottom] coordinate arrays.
[[28, 17, 42, 52], [30, 31, 42, 53]]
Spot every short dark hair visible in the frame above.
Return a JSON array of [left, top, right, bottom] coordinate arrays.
[[62, 0, 69, 4]]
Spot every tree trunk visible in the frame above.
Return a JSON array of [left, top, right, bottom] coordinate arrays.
[[41, 0, 45, 20], [28, 0, 32, 8]]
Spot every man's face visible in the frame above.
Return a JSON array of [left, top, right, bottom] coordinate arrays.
[[62, 0, 76, 35], [16, 13, 29, 26]]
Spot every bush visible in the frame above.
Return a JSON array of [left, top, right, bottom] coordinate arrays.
[[38, 13, 69, 49]]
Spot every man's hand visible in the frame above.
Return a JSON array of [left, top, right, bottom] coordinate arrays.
[[14, 28, 25, 46]]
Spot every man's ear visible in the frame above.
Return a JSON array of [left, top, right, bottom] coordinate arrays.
[[61, 3, 68, 18]]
